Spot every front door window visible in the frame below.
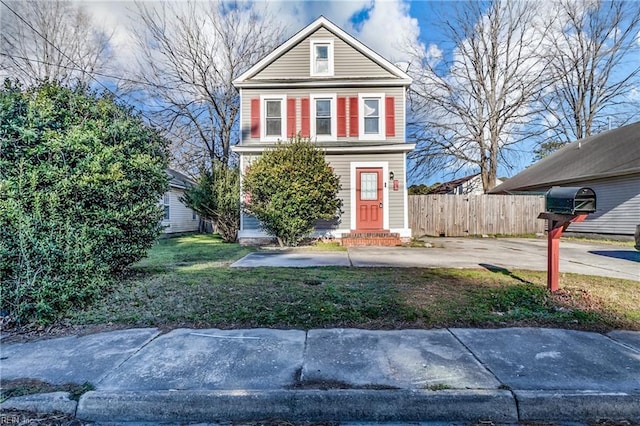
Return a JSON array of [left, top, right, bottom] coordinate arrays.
[[360, 172, 378, 200]]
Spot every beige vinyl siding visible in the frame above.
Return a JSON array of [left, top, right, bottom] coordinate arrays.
[[563, 176, 640, 235], [241, 87, 406, 144], [240, 152, 407, 232], [161, 188, 199, 234], [325, 152, 407, 230], [253, 27, 395, 80]]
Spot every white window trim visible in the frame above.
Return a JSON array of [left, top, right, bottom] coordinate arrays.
[[358, 93, 386, 141], [310, 93, 337, 141], [260, 94, 287, 142], [310, 39, 334, 77]]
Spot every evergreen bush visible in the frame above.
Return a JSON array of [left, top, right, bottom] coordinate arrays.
[[0, 82, 169, 324], [242, 135, 342, 246], [181, 163, 240, 243]]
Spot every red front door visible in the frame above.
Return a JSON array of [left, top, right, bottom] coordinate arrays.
[[356, 168, 383, 230]]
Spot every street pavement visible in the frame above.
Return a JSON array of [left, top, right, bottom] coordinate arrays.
[[232, 238, 640, 281], [2, 327, 639, 423], [2, 239, 639, 423]]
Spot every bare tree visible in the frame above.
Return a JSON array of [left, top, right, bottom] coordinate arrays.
[[408, 0, 555, 191], [0, 0, 112, 86], [541, 0, 640, 144], [128, 1, 285, 170]]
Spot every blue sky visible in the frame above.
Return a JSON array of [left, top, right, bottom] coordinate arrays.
[[84, 0, 639, 186]]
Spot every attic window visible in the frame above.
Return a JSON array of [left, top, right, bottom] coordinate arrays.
[[311, 39, 334, 76]]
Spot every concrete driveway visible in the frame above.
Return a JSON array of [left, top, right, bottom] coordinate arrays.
[[231, 238, 639, 281]]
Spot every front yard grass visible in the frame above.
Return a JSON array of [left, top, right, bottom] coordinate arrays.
[[67, 234, 639, 332]]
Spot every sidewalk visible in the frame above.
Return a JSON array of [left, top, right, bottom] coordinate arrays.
[[2, 327, 639, 423]]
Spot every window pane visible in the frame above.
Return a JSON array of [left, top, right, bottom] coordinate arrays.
[[360, 172, 378, 200], [315, 45, 328, 59], [266, 118, 281, 136], [315, 60, 328, 74], [266, 100, 281, 118], [364, 117, 379, 134], [164, 205, 170, 220], [316, 99, 331, 116], [364, 99, 379, 117], [316, 118, 331, 135]]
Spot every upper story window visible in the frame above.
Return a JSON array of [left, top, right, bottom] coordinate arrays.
[[316, 99, 331, 135], [265, 100, 282, 136], [358, 93, 385, 140], [363, 99, 380, 134], [260, 94, 286, 141], [311, 93, 337, 140], [310, 39, 334, 77]]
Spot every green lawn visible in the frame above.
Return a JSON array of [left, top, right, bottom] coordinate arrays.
[[68, 234, 640, 331]]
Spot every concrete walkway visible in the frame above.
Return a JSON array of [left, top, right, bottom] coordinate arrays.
[[231, 238, 640, 281], [2, 327, 639, 423]]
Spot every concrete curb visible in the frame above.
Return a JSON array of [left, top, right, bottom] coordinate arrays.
[[76, 389, 517, 423], [515, 390, 640, 422], [0, 392, 77, 415]]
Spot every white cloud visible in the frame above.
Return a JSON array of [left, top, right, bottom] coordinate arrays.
[[75, 1, 139, 70], [351, 0, 423, 63], [77, 0, 425, 80]]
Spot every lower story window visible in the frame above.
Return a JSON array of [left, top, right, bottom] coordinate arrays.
[[163, 193, 170, 220]]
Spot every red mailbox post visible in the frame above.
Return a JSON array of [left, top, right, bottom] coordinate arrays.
[[538, 212, 588, 292], [539, 187, 596, 292]]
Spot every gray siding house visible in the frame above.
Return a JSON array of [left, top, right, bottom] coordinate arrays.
[[490, 122, 640, 236], [161, 169, 199, 235], [232, 16, 415, 245]]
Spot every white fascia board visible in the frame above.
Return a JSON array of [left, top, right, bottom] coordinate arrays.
[[233, 16, 412, 85], [232, 143, 416, 155]]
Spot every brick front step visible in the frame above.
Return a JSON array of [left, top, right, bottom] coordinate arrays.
[[341, 232, 402, 247]]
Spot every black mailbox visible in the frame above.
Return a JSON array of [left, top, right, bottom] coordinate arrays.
[[545, 186, 596, 215]]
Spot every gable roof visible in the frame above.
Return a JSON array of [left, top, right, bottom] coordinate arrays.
[[167, 168, 195, 190], [233, 16, 411, 86], [490, 121, 640, 193]]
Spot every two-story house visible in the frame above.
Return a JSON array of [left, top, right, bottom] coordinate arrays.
[[232, 16, 415, 245]]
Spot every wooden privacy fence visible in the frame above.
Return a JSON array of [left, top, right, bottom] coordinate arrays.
[[409, 194, 546, 237]]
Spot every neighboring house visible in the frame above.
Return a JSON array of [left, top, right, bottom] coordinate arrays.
[[490, 121, 640, 236], [232, 16, 415, 245], [427, 173, 502, 195], [161, 169, 199, 235]]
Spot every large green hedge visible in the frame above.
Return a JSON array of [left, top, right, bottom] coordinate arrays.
[[0, 82, 169, 324]]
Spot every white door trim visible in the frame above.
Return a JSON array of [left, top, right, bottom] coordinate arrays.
[[350, 161, 389, 231]]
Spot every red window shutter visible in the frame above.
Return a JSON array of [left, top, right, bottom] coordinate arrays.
[[337, 97, 347, 137], [349, 97, 358, 137], [301, 97, 310, 138], [250, 98, 260, 138], [385, 96, 395, 137], [287, 98, 296, 138]]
